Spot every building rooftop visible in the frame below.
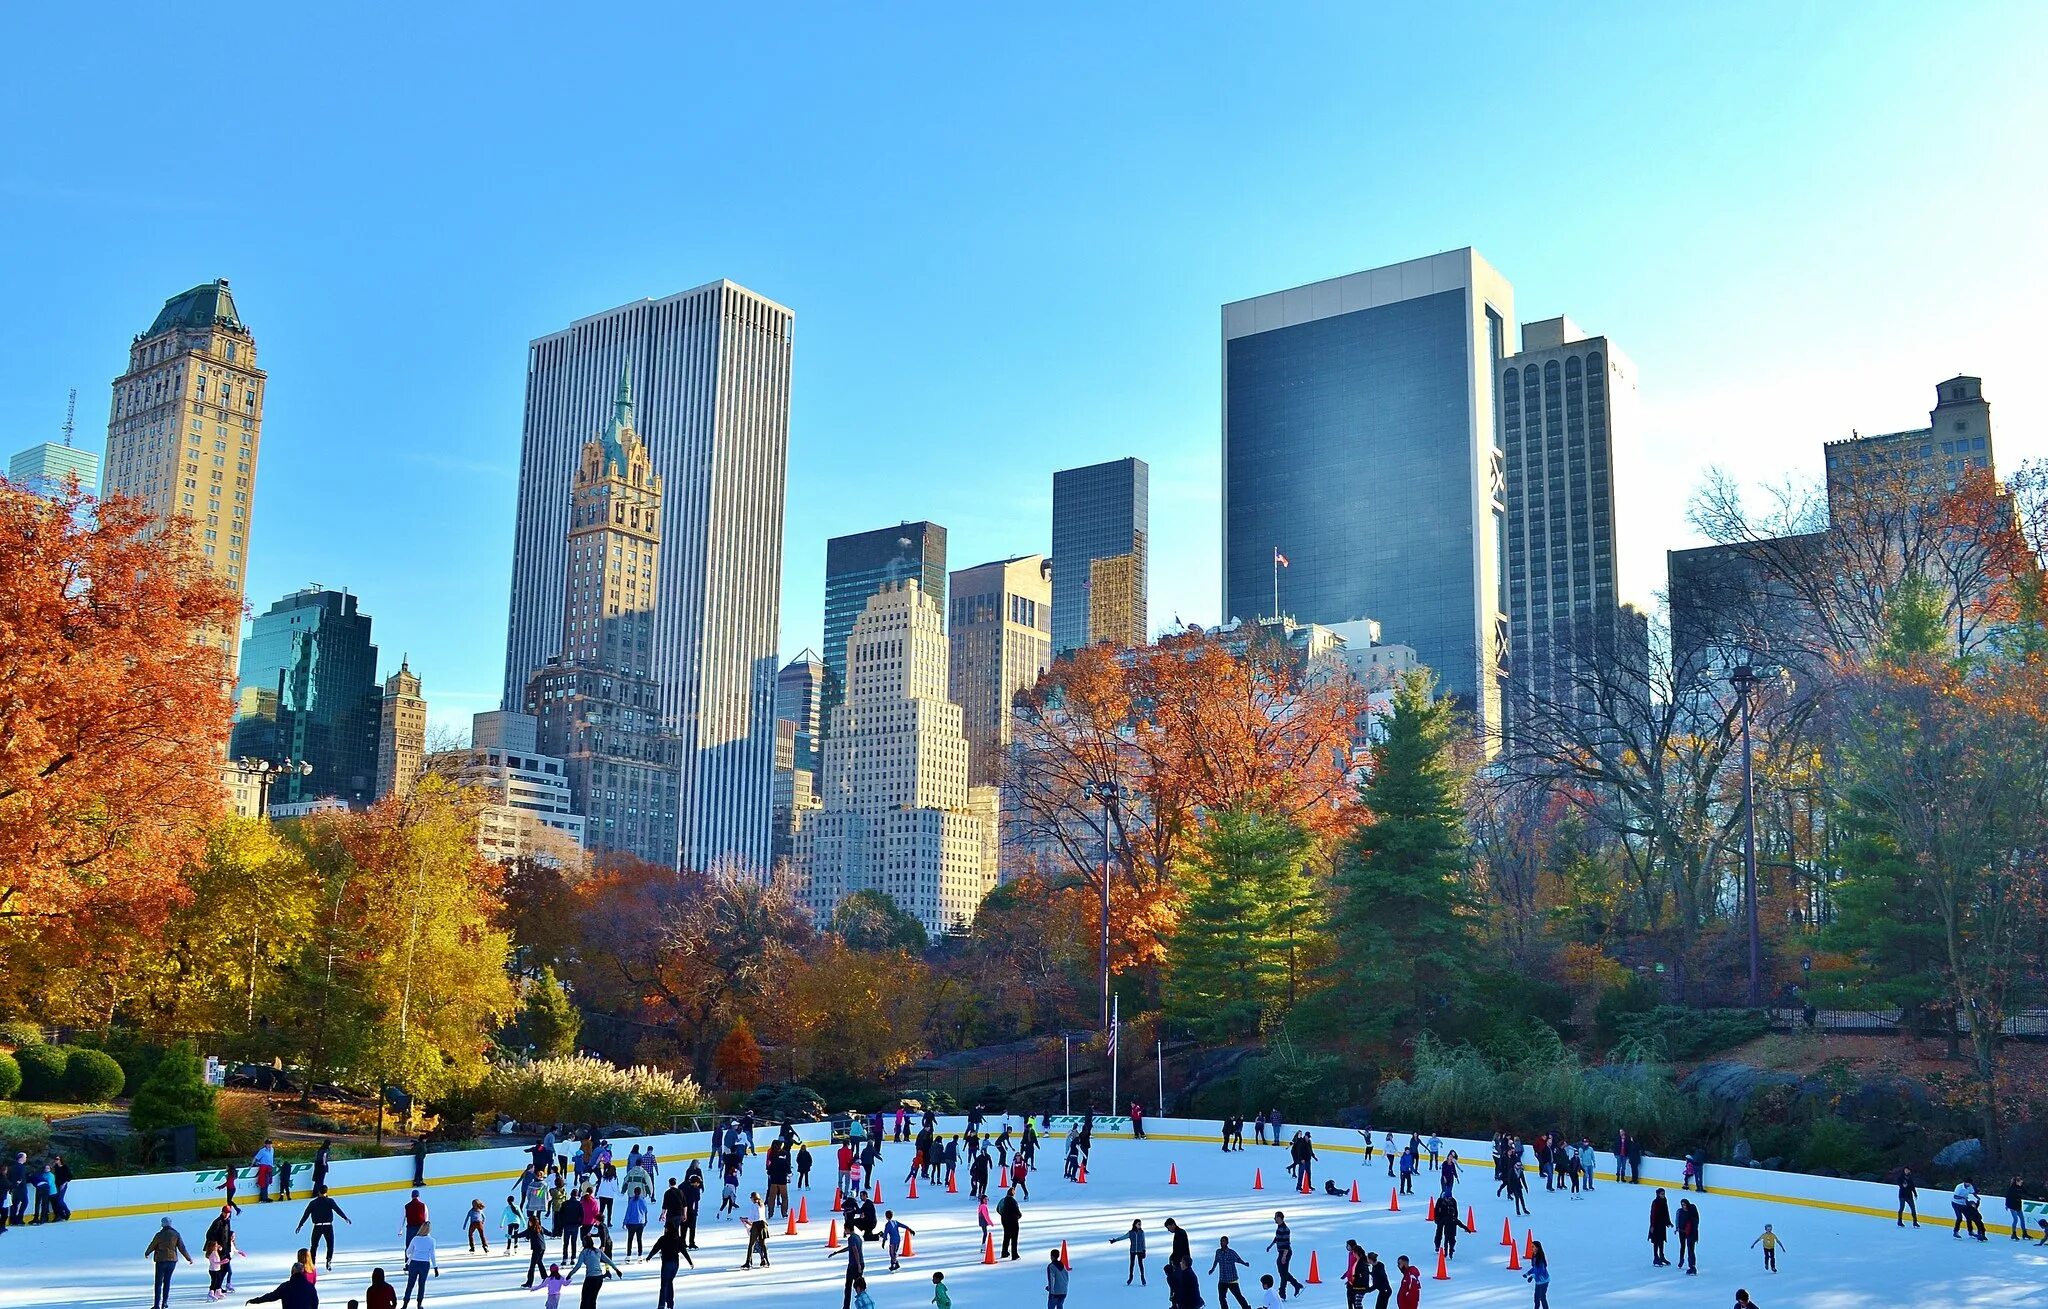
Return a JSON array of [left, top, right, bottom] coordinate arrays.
[[144, 279, 244, 339]]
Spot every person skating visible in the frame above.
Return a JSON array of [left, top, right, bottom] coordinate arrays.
[[365, 1266, 398, 1309], [520, 1211, 550, 1288], [1432, 1192, 1459, 1259], [1046, 1246, 1071, 1308], [1675, 1198, 1700, 1275], [2006, 1177, 2028, 1240], [742, 1214, 772, 1269], [295, 1186, 353, 1271], [1648, 1188, 1672, 1266], [644, 1223, 692, 1309], [1523, 1239, 1550, 1308], [1364, 1250, 1392, 1309], [399, 1220, 438, 1308], [828, 1226, 868, 1309], [931, 1269, 953, 1309], [1267, 1211, 1304, 1298], [244, 1266, 316, 1309], [1749, 1224, 1785, 1272], [1165, 1216, 1193, 1266], [1953, 1180, 1987, 1240], [882, 1210, 916, 1271], [1210, 1235, 1253, 1309], [1395, 1255, 1420, 1309], [1733, 1291, 1757, 1309], [462, 1198, 490, 1253], [1897, 1167, 1920, 1227], [1505, 1161, 1530, 1216], [1111, 1218, 1148, 1285], [1341, 1243, 1369, 1309], [572, 1234, 622, 1304], [998, 1186, 1025, 1260], [1164, 1254, 1203, 1309]]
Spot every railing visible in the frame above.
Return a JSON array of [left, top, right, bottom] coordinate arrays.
[[1764, 1007, 2048, 1037]]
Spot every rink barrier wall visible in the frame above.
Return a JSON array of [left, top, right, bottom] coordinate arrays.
[[57, 1114, 2032, 1237]]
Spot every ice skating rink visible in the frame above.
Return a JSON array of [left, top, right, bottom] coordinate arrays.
[[4, 1121, 2045, 1307]]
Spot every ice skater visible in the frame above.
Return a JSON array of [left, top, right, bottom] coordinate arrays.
[[1897, 1168, 1920, 1227], [1749, 1224, 1784, 1272], [1209, 1236, 1253, 1309], [1648, 1188, 1672, 1266], [1522, 1240, 1550, 1308], [1267, 1212, 1304, 1298], [1110, 1218, 1148, 1284]]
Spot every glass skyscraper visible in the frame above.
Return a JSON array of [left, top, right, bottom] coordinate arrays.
[[1050, 456, 1148, 655], [7, 442, 100, 498], [1221, 249, 1513, 735], [820, 521, 946, 736], [230, 587, 382, 806]]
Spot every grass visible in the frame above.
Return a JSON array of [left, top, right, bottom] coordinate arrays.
[[2, 1099, 117, 1118]]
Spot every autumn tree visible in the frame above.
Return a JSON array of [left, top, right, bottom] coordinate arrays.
[[831, 888, 929, 954], [0, 482, 244, 1004], [1163, 809, 1320, 1041], [1317, 670, 1478, 1042], [712, 1016, 765, 1093], [1007, 628, 1366, 977], [512, 966, 583, 1059]]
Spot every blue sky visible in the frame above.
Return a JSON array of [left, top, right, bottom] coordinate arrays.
[[5, 3, 2045, 736]]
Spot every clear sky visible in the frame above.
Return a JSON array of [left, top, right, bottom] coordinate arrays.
[[5, 3, 2044, 737]]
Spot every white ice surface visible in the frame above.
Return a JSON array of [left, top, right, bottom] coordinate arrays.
[[2, 1131, 2043, 1307]]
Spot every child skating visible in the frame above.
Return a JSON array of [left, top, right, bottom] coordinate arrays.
[[1750, 1225, 1785, 1272]]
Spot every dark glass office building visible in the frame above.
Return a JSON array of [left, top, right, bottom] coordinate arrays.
[[230, 587, 382, 805], [1222, 249, 1513, 735], [820, 521, 946, 734], [1051, 456, 1149, 655]]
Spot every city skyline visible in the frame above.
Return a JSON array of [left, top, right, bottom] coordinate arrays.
[[6, 6, 2047, 740]]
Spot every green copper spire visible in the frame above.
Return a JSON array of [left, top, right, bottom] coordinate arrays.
[[601, 364, 634, 473]]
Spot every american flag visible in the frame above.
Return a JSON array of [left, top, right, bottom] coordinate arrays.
[[1273, 548, 1289, 568]]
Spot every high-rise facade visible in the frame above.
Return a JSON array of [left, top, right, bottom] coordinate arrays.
[[230, 587, 381, 806], [1051, 457, 1148, 654], [771, 651, 825, 864], [821, 521, 947, 734], [948, 555, 1052, 785], [795, 580, 997, 935], [525, 377, 682, 867], [502, 281, 792, 874], [433, 711, 587, 865], [1498, 317, 1646, 723], [1824, 375, 1995, 512], [104, 280, 266, 680], [374, 659, 427, 802], [8, 441, 100, 498], [1222, 249, 1513, 735]]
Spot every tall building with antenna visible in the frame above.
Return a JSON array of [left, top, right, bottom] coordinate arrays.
[[9, 388, 101, 499]]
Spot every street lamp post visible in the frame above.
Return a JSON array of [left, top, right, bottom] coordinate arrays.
[[1091, 781, 1118, 1031], [1730, 664, 1762, 1007]]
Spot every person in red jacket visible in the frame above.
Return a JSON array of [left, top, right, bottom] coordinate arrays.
[[402, 1191, 429, 1248], [1396, 1254, 1421, 1309]]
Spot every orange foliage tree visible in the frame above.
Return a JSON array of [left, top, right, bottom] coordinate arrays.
[[1008, 628, 1368, 975], [712, 1016, 765, 1093], [0, 482, 243, 987]]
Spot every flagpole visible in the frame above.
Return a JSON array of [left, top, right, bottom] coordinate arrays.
[[1110, 994, 1120, 1117], [1157, 1038, 1164, 1117], [1272, 548, 1279, 620]]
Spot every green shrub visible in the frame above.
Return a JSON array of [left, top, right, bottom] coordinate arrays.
[[1794, 1115, 1883, 1176], [1593, 975, 1660, 1048], [1239, 1037, 1375, 1122], [216, 1097, 273, 1157], [0, 1115, 52, 1155], [61, 1048, 125, 1102], [70, 1029, 164, 1094], [745, 1082, 827, 1123], [13, 1043, 69, 1099], [0, 1020, 44, 1049], [479, 1056, 709, 1131], [0, 1052, 19, 1100], [128, 1040, 227, 1155], [1612, 1007, 1768, 1061]]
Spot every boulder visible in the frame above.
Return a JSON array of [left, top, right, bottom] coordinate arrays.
[[1932, 1138, 1986, 1172], [1732, 1138, 1754, 1167]]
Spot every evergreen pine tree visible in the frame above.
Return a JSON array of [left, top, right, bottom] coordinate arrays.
[[1322, 669, 1476, 1041], [127, 1039, 228, 1155], [1163, 807, 1316, 1041]]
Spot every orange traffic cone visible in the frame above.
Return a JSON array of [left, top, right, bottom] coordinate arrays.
[[797, 1196, 809, 1224], [1465, 1206, 1476, 1234], [1060, 1239, 1071, 1270], [1388, 1188, 1400, 1212], [983, 1234, 998, 1265], [1078, 1164, 1087, 1184], [1506, 1241, 1521, 1271], [1433, 1248, 1449, 1281], [1525, 1230, 1537, 1259], [826, 1219, 840, 1249], [1169, 1164, 1179, 1186], [873, 1182, 883, 1204], [1253, 1169, 1264, 1191], [785, 1207, 798, 1236], [832, 1189, 843, 1213], [1305, 1252, 1322, 1285], [901, 1229, 915, 1258], [909, 1176, 920, 1200], [1349, 1180, 1360, 1203], [1499, 1217, 1513, 1246], [947, 1172, 958, 1194]]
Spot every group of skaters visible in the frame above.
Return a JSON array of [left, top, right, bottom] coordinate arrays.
[[0, 1149, 76, 1229]]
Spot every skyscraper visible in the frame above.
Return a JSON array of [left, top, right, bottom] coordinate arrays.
[[8, 441, 100, 499], [1222, 248, 1513, 734], [820, 521, 947, 734], [775, 650, 825, 773], [1498, 317, 1646, 722], [375, 659, 427, 802], [1051, 457, 1148, 654], [1824, 375, 1995, 512], [795, 580, 997, 935], [525, 376, 682, 867], [230, 587, 381, 807], [948, 555, 1052, 785], [103, 280, 267, 680], [503, 281, 792, 873]]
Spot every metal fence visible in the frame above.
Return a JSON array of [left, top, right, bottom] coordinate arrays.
[[1764, 1007, 2048, 1038]]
